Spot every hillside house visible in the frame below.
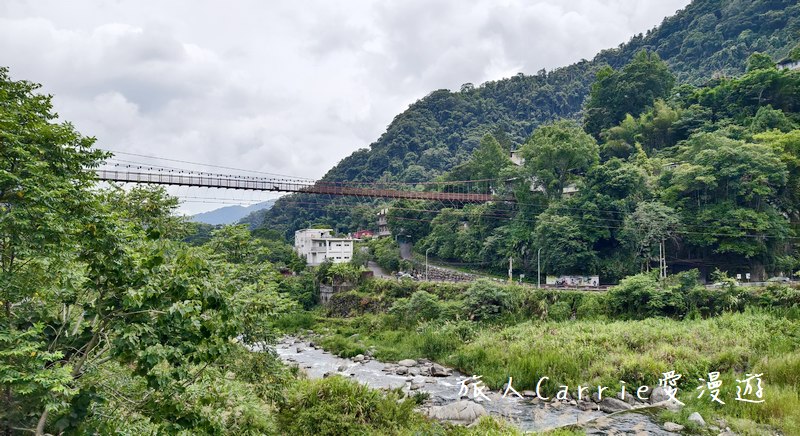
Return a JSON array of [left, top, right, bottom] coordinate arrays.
[[294, 228, 356, 266]]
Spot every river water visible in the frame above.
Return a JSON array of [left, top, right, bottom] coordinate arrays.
[[276, 337, 678, 435]]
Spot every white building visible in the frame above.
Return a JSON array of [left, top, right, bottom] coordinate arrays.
[[376, 208, 391, 237], [778, 59, 800, 70], [294, 229, 356, 266], [510, 150, 525, 166]]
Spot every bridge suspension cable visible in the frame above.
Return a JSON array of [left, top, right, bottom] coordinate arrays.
[[94, 167, 511, 203]]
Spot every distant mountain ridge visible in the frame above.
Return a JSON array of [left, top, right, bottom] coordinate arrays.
[[259, 0, 800, 236], [191, 199, 276, 225]]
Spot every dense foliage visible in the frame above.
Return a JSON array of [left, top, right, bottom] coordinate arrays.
[[257, 0, 800, 240], [0, 68, 303, 434], [361, 52, 800, 283]]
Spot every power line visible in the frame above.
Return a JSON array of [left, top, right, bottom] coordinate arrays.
[[98, 148, 316, 180]]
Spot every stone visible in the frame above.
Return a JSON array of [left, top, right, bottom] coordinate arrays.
[[578, 401, 596, 411], [616, 392, 640, 406], [337, 364, 348, 372], [295, 346, 304, 353], [427, 400, 487, 424], [522, 390, 536, 398], [395, 366, 408, 375], [569, 400, 577, 406], [599, 397, 632, 413], [430, 363, 452, 377], [648, 386, 683, 411], [353, 354, 365, 362], [323, 371, 333, 378], [649, 386, 671, 404], [410, 377, 426, 390], [398, 359, 417, 367], [663, 422, 684, 432], [409, 367, 420, 376], [688, 412, 706, 427], [308, 341, 316, 348]]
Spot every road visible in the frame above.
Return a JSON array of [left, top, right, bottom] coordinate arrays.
[[366, 261, 391, 278]]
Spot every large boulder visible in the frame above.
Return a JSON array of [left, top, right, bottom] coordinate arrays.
[[429, 363, 452, 377], [663, 422, 684, 432], [428, 400, 487, 424], [599, 397, 632, 413], [649, 386, 672, 403], [398, 359, 417, 367], [649, 386, 683, 411]]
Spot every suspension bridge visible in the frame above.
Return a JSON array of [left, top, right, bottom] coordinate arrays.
[[95, 168, 512, 203]]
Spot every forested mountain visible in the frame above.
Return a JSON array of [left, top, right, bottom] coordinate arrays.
[[259, 0, 800, 236], [190, 199, 275, 225]]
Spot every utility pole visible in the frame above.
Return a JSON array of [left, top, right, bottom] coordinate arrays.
[[508, 256, 513, 282], [537, 248, 542, 288]]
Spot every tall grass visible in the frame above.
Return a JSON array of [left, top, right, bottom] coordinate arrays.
[[311, 310, 799, 434]]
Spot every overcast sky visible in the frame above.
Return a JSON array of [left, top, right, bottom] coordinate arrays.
[[0, 0, 691, 214]]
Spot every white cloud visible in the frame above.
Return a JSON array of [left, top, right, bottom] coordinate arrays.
[[0, 0, 690, 213]]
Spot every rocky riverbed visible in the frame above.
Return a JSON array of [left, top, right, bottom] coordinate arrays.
[[276, 336, 693, 434]]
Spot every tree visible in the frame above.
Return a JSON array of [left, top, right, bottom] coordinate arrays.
[[387, 200, 434, 243], [661, 133, 789, 274], [533, 209, 598, 275], [0, 69, 292, 434], [750, 105, 796, 133], [521, 120, 599, 199], [0, 67, 106, 434], [753, 129, 800, 226], [746, 52, 776, 72], [468, 134, 512, 181], [622, 202, 679, 274], [584, 50, 675, 137]]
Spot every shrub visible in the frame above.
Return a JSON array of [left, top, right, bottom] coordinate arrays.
[[407, 290, 443, 321], [548, 301, 572, 321], [463, 279, 514, 321], [327, 291, 384, 317], [370, 238, 401, 272], [277, 376, 427, 435], [278, 274, 317, 309], [575, 293, 608, 319]]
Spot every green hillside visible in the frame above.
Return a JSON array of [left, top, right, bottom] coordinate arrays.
[[259, 0, 800, 238]]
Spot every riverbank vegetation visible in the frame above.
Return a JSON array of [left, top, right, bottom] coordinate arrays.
[[291, 276, 800, 434]]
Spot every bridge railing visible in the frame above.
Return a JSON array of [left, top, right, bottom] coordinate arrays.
[[94, 169, 511, 203]]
